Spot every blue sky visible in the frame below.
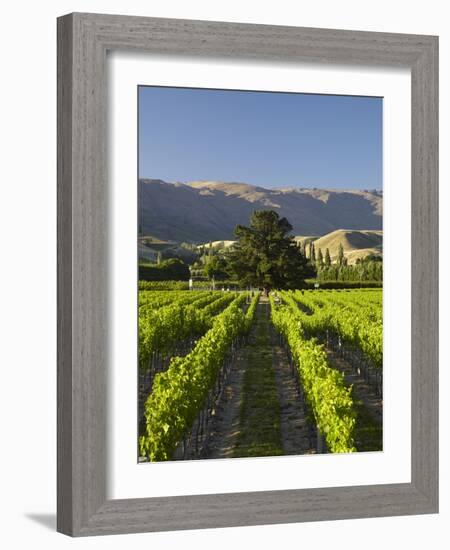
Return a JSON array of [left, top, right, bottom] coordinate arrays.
[[138, 86, 382, 190]]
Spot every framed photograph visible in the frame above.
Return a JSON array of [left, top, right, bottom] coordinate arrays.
[[57, 13, 438, 536]]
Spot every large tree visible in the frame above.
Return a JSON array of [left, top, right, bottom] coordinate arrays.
[[229, 210, 313, 293]]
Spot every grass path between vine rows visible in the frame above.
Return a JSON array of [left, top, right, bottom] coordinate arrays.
[[232, 300, 283, 457], [202, 297, 315, 459]]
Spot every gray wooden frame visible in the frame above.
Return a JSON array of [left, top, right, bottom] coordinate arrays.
[[57, 12, 438, 537]]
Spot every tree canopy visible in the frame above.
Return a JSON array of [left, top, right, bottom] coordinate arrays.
[[138, 258, 190, 281], [229, 210, 313, 292], [204, 255, 229, 280]]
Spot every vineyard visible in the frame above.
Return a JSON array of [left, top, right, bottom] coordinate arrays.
[[138, 288, 383, 461]]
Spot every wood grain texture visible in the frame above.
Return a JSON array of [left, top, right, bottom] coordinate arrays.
[[410, 36, 439, 506], [57, 12, 439, 537], [57, 13, 74, 535]]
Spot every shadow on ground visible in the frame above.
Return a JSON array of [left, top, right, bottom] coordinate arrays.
[[25, 513, 56, 531]]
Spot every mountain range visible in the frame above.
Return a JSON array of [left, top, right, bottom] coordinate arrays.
[[139, 179, 382, 243]]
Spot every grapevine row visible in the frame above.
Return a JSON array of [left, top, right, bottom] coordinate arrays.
[[300, 289, 382, 322], [270, 295, 356, 453], [139, 290, 219, 311], [288, 291, 383, 370], [138, 292, 236, 371], [139, 293, 259, 461]]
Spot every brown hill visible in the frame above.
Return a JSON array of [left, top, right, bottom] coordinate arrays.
[[139, 179, 382, 243], [199, 229, 383, 264], [305, 229, 382, 264], [293, 235, 321, 248]]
